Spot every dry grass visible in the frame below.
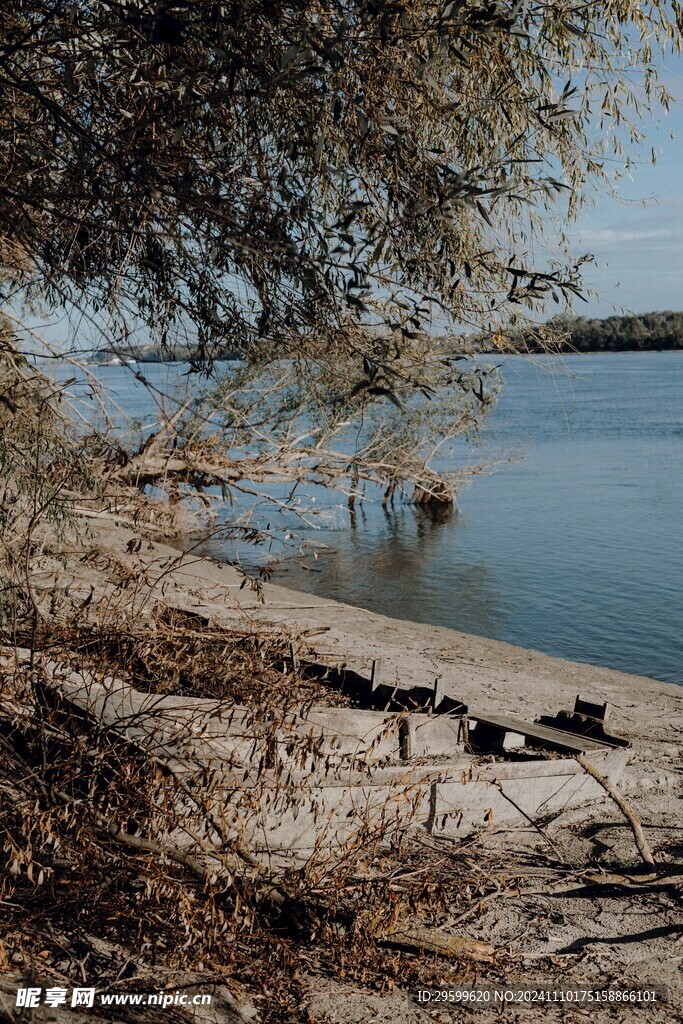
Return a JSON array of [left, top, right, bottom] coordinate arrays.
[[0, 608, 515, 1023]]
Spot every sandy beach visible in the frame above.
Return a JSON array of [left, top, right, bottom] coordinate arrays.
[[23, 511, 682, 1023]]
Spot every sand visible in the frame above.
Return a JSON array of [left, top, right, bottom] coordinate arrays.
[[25, 513, 683, 1021]]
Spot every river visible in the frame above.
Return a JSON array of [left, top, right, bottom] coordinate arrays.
[[66, 352, 683, 686]]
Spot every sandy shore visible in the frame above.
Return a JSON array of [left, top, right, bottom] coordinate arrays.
[[73, 515, 683, 742], [29, 514, 683, 1022]]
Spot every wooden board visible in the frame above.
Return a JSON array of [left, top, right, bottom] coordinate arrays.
[[468, 712, 617, 752]]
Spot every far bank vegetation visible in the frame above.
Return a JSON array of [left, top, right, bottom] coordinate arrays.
[[475, 311, 683, 354]]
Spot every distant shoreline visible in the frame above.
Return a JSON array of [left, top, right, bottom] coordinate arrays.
[[474, 311, 683, 356], [476, 346, 683, 356], [86, 312, 683, 363]]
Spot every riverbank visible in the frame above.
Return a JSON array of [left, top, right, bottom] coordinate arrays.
[[118, 522, 683, 738], [21, 509, 682, 1023], [55, 352, 683, 686]]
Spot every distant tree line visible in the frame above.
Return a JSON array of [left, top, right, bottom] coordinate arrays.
[[507, 312, 683, 353]]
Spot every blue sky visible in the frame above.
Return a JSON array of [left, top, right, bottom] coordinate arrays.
[[573, 55, 683, 317]]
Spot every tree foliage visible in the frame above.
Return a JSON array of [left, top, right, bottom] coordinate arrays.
[[2, 1, 680, 348], [0, 1, 681, 501], [0, 326, 98, 624]]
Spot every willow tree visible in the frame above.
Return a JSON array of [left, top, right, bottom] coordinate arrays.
[[0, 0, 680, 507]]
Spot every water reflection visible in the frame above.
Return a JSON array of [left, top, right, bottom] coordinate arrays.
[[279, 500, 506, 641]]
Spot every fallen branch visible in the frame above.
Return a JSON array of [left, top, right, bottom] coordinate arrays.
[[379, 925, 495, 961], [93, 824, 216, 885], [575, 755, 655, 867]]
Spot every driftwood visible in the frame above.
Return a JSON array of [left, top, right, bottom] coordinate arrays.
[[576, 754, 655, 867], [380, 925, 495, 961], [410, 480, 454, 506]]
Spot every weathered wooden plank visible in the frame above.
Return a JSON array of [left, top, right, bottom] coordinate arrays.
[[469, 712, 616, 752], [433, 773, 600, 836], [243, 747, 628, 792], [249, 781, 432, 852], [247, 749, 630, 851], [44, 662, 469, 769]]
